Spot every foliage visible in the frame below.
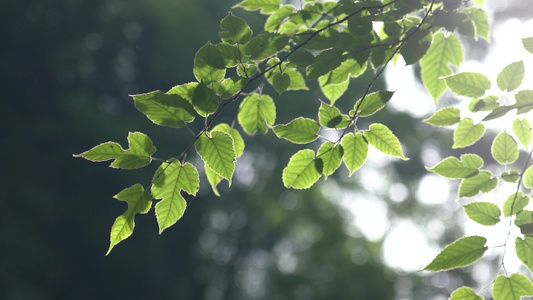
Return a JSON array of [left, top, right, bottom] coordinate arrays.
[[75, 0, 533, 298]]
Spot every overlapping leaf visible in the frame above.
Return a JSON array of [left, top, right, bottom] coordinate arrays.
[[235, 0, 281, 14], [211, 123, 245, 157], [453, 118, 485, 149], [273, 117, 320, 144], [458, 170, 497, 197], [424, 236, 487, 271], [317, 142, 343, 179], [516, 237, 533, 272], [503, 192, 529, 217], [194, 42, 226, 84], [219, 13, 252, 44], [132, 90, 195, 128], [282, 149, 322, 189], [196, 131, 236, 181], [353, 91, 394, 117], [318, 103, 350, 128], [244, 32, 289, 60], [74, 132, 156, 169], [106, 184, 152, 255], [420, 32, 463, 100], [427, 154, 483, 179]]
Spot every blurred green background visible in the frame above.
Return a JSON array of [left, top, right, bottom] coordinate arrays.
[[2, 0, 530, 299]]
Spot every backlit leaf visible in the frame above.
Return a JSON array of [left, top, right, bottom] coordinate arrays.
[[458, 170, 497, 198], [192, 82, 219, 117], [501, 170, 520, 183], [423, 107, 461, 126], [216, 76, 248, 98], [235, 0, 281, 14], [491, 131, 518, 164], [497, 61, 524, 92], [284, 68, 308, 91], [420, 32, 463, 100], [464, 202, 500, 226], [282, 149, 322, 189], [196, 131, 236, 181], [424, 236, 487, 271], [353, 91, 394, 117], [264, 5, 294, 32], [194, 42, 226, 84], [152, 162, 199, 233], [453, 118, 485, 149], [317, 142, 343, 179], [523, 36, 533, 54], [444, 72, 491, 98], [319, 58, 365, 85], [464, 7, 490, 41], [515, 90, 533, 114], [244, 32, 289, 60], [364, 123, 408, 160], [524, 166, 533, 189], [205, 163, 223, 197], [469, 95, 499, 112], [211, 123, 245, 157], [513, 118, 532, 148], [516, 237, 533, 272], [493, 274, 533, 300], [319, 78, 349, 105], [238, 93, 276, 134], [318, 103, 350, 128], [74, 132, 156, 169], [132, 90, 195, 128], [106, 184, 152, 255], [306, 48, 346, 80], [167, 82, 198, 102], [341, 132, 368, 176], [503, 192, 529, 217], [400, 29, 432, 65], [427, 154, 483, 179], [272, 72, 291, 94], [449, 287, 484, 300], [219, 13, 252, 44], [482, 105, 515, 122], [273, 117, 320, 144]]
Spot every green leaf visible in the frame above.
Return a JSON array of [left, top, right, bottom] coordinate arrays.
[[235, 0, 281, 14], [400, 29, 432, 65], [238, 93, 276, 134], [522, 36, 533, 54], [513, 118, 532, 148], [503, 192, 529, 217], [317, 142, 343, 179], [205, 163, 223, 197], [444, 72, 491, 98], [423, 236, 487, 271], [458, 170, 497, 198], [427, 154, 483, 179], [463, 7, 490, 41], [514, 90, 533, 114], [353, 91, 394, 117], [483, 105, 515, 122], [216, 76, 248, 98], [497, 61, 524, 92], [491, 131, 519, 164], [319, 58, 366, 85], [420, 32, 463, 100], [131, 90, 195, 128], [192, 82, 219, 117], [219, 13, 252, 44], [319, 78, 349, 105], [216, 43, 242, 67], [196, 131, 236, 181], [341, 132, 368, 176], [453, 118, 485, 149], [284, 68, 308, 91], [318, 103, 350, 128], [167, 82, 198, 102], [493, 274, 533, 300], [469, 95, 499, 112], [273, 117, 320, 144], [211, 123, 245, 157], [449, 287, 484, 300], [194, 42, 226, 84], [244, 32, 289, 61], [106, 184, 152, 255], [152, 162, 199, 233], [287, 50, 316, 68], [298, 28, 340, 51], [272, 72, 291, 94], [516, 237, 533, 272], [524, 166, 533, 189], [464, 202, 501, 226], [306, 48, 346, 80], [282, 149, 322, 189], [423, 107, 461, 127], [74, 132, 156, 169], [364, 123, 408, 160], [501, 170, 520, 183], [264, 5, 294, 32]]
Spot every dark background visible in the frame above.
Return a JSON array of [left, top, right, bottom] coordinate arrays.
[[2, 0, 530, 299]]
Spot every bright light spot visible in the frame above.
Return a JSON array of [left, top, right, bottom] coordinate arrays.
[[341, 192, 390, 241], [416, 174, 450, 205], [388, 182, 408, 203], [383, 219, 437, 271]]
